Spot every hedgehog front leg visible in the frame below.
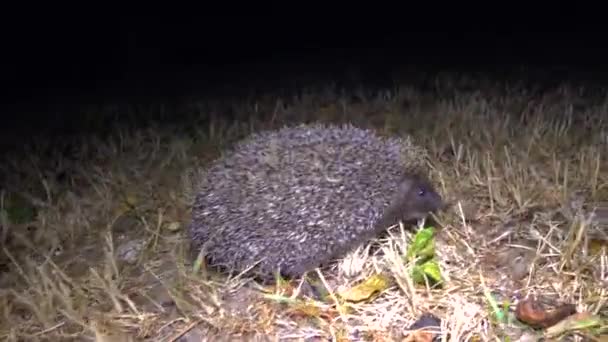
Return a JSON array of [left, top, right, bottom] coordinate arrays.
[[281, 243, 347, 280]]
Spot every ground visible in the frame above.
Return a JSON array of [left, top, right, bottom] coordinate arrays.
[[1, 71, 607, 341]]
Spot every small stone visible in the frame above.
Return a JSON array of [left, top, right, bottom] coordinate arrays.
[[165, 221, 181, 232]]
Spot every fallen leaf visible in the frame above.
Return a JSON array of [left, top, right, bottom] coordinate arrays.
[[337, 273, 391, 302], [515, 298, 577, 329]]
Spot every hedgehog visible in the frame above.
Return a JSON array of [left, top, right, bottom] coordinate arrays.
[[188, 123, 444, 282]]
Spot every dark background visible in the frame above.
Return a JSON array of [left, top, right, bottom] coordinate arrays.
[[1, 12, 607, 144]]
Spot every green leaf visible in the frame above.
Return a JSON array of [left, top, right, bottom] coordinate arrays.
[[410, 259, 443, 285], [405, 227, 444, 286], [420, 260, 443, 283], [406, 226, 435, 260], [411, 264, 426, 284], [417, 238, 436, 260]]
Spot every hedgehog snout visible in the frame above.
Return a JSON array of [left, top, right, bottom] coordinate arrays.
[[414, 186, 444, 215]]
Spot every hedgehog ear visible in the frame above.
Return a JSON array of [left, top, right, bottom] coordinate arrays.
[[405, 170, 429, 181], [394, 176, 419, 201], [399, 171, 427, 188]]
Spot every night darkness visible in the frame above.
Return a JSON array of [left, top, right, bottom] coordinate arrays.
[[3, 15, 608, 142]]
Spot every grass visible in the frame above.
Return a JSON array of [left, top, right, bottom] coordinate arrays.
[[1, 71, 608, 341]]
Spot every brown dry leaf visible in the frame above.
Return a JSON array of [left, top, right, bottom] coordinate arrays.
[[515, 298, 577, 329], [337, 273, 391, 303]]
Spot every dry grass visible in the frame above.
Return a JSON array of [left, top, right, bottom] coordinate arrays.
[[1, 72, 608, 341]]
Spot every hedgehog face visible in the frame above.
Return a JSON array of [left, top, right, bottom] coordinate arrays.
[[395, 175, 445, 222], [409, 182, 444, 218]]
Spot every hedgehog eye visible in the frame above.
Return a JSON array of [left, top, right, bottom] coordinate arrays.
[[417, 187, 426, 196]]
